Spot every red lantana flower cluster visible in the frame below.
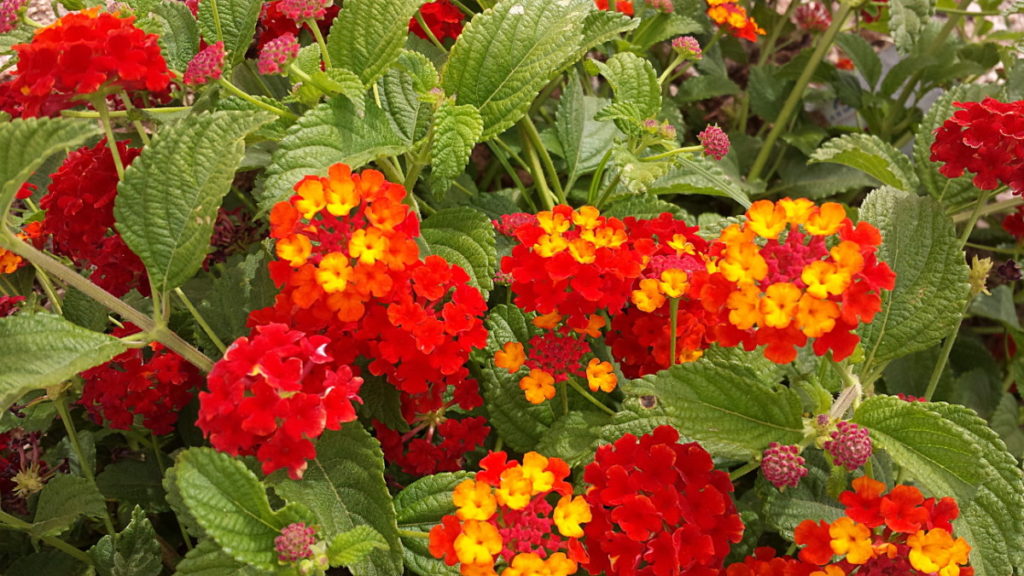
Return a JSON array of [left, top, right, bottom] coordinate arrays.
[[793, 477, 972, 576], [197, 323, 363, 479], [700, 198, 896, 363], [582, 426, 745, 576], [9, 9, 172, 116], [375, 416, 491, 476], [429, 451, 590, 576], [80, 325, 200, 436], [931, 98, 1024, 193], [256, 0, 339, 49], [38, 139, 149, 296], [706, 0, 765, 41], [594, 0, 635, 16], [409, 0, 465, 42]]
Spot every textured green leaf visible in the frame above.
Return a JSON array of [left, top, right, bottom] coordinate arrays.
[[629, 12, 701, 51], [163, 461, 205, 539], [858, 188, 970, 381], [629, 347, 800, 460], [62, 287, 110, 332], [989, 393, 1024, 459], [89, 506, 162, 576], [378, 55, 435, 145], [969, 285, 1021, 330], [580, 8, 640, 49], [192, 251, 276, 354], [555, 83, 621, 189], [0, 314, 127, 411], [327, 525, 389, 567], [173, 539, 270, 576], [197, 0, 259, 63], [4, 550, 87, 576], [834, 33, 882, 89], [593, 52, 662, 119], [774, 159, 879, 200], [854, 397, 1024, 576], [748, 65, 789, 122], [676, 74, 740, 103], [430, 101, 483, 188], [213, 96, 294, 141], [143, 1, 200, 73], [598, 394, 672, 445], [536, 411, 611, 467], [395, 472, 469, 576], [420, 207, 496, 298], [480, 305, 555, 452], [913, 85, 992, 201], [809, 134, 919, 191], [114, 111, 272, 293], [173, 447, 312, 570], [260, 96, 413, 211], [889, 0, 933, 54], [0, 27, 33, 56], [268, 426, 403, 576], [96, 459, 169, 513], [443, 0, 590, 139], [326, 0, 421, 86], [649, 155, 751, 208], [602, 194, 689, 221], [0, 118, 98, 219], [31, 475, 107, 537]]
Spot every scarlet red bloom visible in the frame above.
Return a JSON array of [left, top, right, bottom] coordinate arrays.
[[725, 547, 819, 576], [594, 0, 634, 16], [80, 326, 201, 435], [583, 426, 744, 576], [0, 295, 24, 317], [931, 98, 1024, 193], [256, 0, 338, 49], [197, 323, 363, 479], [376, 416, 490, 476], [409, 0, 465, 42], [1002, 205, 1024, 240], [10, 9, 172, 116]]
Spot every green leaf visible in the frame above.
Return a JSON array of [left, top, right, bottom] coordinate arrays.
[[61, 287, 109, 333], [536, 411, 611, 466], [143, 1, 200, 73], [96, 459, 169, 513], [173, 539, 270, 576], [480, 305, 555, 452], [990, 393, 1024, 459], [267, 426, 403, 576], [0, 27, 33, 57], [592, 52, 662, 119], [598, 394, 672, 445], [326, 0, 422, 86], [602, 194, 689, 221], [762, 451, 845, 539], [857, 188, 970, 381], [114, 111, 273, 293], [580, 8, 640, 49], [0, 314, 127, 411], [260, 96, 413, 211], [629, 347, 801, 460], [420, 207, 496, 298], [809, 134, 919, 191], [31, 475, 108, 537], [327, 526, 389, 568], [834, 33, 882, 89], [394, 472, 470, 576], [442, 0, 590, 139], [89, 506, 162, 576], [430, 101, 483, 188], [854, 397, 1024, 576], [629, 12, 701, 51], [747, 65, 789, 122], [889, 0, 933, 54], [969, 285, 1021, 330], [172, 447, 312, 571], [192, 251, 276, 354], [676, 74, 740, 103], [378, 55, 434, 145], [913, 84, 992, 201], [197, 0, 260, 63], [5, 550, 87, 576], [775, 158, 879, 200], [649, 155, 751, 208], [0, 118, 99, 219], [555, 82, 621, 189]]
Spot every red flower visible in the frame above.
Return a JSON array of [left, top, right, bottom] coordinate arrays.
[[931, 98, 1024, 193], [409, 0, 465, 42], [376, 416, 490, 476], [794, 519, 833, 564], [256, 0, 338, 49], [80, 326, 201, 435], [583, 426, 743, 576], [879, 485, 930, 534], [725, 547, 819, 576], [10, 9, 172, 116], [594, 0, 634, 15], [1002, 205, 1024, 240], [0, 295, 24, 317], [197, 323, 363, 479]]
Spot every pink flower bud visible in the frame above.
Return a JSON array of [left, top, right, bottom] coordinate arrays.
[[698, 124, 730, 160], [823, 421, 872, 471], [794, 2, 831, 32], [257, 33, 300, 75], [183, 42, 226, 86], [761, 442, 808, 489], [278, 0, 330, 21], [275, 522, 317, 563], [671, 36, 702, 60], [0, 0, 28, 34]]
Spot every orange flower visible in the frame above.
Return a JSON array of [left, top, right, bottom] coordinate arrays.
[[494, 342, 526, 373], [519, 369, 556, 404], [829, 517, 874, 564], [585, 358, 617, 393]]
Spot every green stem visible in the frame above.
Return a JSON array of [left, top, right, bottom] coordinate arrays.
[[519, 117, 564, 204], [33, 265, 63, 315], [729, 459, 760, 481], [829, 361, 863, 417], [936, 6, 999, 14], [561, 381, 569, 416], [519, 127, 556, 210], [924, 313, 963, 402], [565, 378, 616, 416], [51, 389, 117, 536], [398, 529, 430, 539], [209, 0, 224, 42], [414, 11, 448, 53], [305, 19, 333, 68], [0, 509, 94, 565], [640, 145, 702, 162], [174, 288, 226, 354], [119, 91, 151, 146], [287, 64, 337, 95], [94, 98, 125, 180], [0, 233, 214, 372], [952, 194, 1022, 224], [594, 172, 622, 210], [375, 156, 405, 184], [747, 1, 855, 183], [668, 297, 679, 367], [956, 188, 997, 248], [217, 78, 298, 120], [62, 106, 190, 119], [587, 149, 613, 206], [657, 53, 687, 86]]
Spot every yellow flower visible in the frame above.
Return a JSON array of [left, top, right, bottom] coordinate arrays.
[[907, 529, 971, 576], [631, 278, 666, 312], [553, 495, 591, 538], [726, 282, 762, 330], [534, 233, 569, 257], [275, 234, 312, 267], [532, 311, 563, 330], [537, 209, 571, 235], [293, 177, 326, 219], [454, 520, 502, 565], [519, 369, 556, 405], [795, 293, 840, 338], [805, 203, 847, 236], [495, 466, 534, 510], [719, 242, 768, 284], [572, 205, 602, 230], [830, 241, 865, 276], [348, 228, 390, 265], [521, 452, 555, 494], [829, 517, 874, 565], [586, 358, 617, 393], [746, 200, 789, 240], [778, 197, 815, 225], [453, 479, 497, 521], [659, 269, 690, 298], [760, 282, 802, 329], [802, 261, 851, 299], [314, 252, 353, 294]]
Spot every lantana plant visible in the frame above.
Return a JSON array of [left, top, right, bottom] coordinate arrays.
[[0, 0, 1022, 575]]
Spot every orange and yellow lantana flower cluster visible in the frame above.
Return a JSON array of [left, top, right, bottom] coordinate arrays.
[[429, 451, 591, 576], [706, 0, 765, 41]]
